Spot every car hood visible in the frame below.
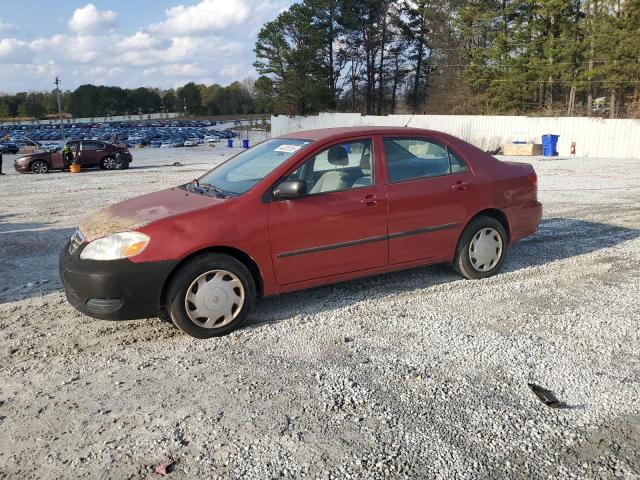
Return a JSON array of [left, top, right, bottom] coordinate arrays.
[[79, 187, 225, 241], [16, 151, 51, 161]]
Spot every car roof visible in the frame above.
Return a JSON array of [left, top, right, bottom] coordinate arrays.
[[278, 126, 447, 142]]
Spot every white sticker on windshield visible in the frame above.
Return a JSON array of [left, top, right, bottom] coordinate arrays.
[[274, 144, 302, 153]]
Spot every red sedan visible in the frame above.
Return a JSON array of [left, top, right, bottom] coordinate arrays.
[[59, 127, 542, 338]]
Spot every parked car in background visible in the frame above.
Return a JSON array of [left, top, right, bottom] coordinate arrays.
[[14, 140, 132, 174], [1, 142, 19, 154], [184, 139, 197, 147], [60, 127, 542, 339]]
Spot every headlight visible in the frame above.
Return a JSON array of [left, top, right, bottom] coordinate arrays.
[[80, 232, 150, 261], [15, 157, 27, 164]]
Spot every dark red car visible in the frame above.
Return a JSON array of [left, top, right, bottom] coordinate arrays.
[[14, 140, 132, 173], [60, 127, 542, 338]]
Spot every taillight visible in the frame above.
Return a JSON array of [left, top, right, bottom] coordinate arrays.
[[528, 172, 538, 187]]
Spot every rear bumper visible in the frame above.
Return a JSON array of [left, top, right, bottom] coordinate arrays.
[[59, 241, 178, 320], [505, 200, 543, 244]]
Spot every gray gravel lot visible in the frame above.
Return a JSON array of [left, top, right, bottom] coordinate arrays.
[[1, 140, 639, 479]]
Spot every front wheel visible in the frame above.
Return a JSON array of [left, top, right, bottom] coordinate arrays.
[[453, 216, 507, 280], [30, 160, 49, 174], [165, 253, 256, 338]]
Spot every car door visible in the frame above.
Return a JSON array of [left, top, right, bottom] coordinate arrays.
[[78, 141, 104, 166], [382, 137, 478, 264], [269, 138, 389, 285]]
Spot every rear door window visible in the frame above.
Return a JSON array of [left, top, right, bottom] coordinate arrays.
[[82, 141, 103, 150], [383, 138, 467, 183]]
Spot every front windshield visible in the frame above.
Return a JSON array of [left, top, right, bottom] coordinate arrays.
[[197, 138, 312, 196]]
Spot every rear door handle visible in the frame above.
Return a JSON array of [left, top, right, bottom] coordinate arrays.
[[360, 194, 385, 206], [451, 181, 469, 191]]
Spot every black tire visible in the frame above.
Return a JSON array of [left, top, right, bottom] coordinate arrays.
[[30, 160, 49, 174], [453, 216, 508, 280], [165, 253, 256, 339]]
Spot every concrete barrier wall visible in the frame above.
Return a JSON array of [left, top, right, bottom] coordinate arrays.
[[272, 112, 640, 159]]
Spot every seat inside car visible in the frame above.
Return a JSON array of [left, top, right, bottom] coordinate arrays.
[[351, 154, 372, 187], [309, 146, 352, 194]]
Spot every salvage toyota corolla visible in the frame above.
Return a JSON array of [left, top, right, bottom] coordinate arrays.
[[60, 127, 542, 338]]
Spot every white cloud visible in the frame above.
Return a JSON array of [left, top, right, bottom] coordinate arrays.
[[219, 63, 242, 78], [31, 34, 103, 64], [0, 19, 16, 35], [68, 4, 117, 33], [149, 0, 251, 35], [0, 38, 33, 63], [117, 32, 166, 51], [162, 63, 206, 77], [88, 65, 124, 77]]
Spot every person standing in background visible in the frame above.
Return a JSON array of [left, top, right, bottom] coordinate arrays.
[[0, 134, 8, 175]]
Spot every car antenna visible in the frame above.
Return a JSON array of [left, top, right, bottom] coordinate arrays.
[[403, 114, 416, 128]]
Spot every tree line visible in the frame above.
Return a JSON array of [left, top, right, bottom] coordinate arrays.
[[0, 80, 265, 120], [253, 0, 640, 117]]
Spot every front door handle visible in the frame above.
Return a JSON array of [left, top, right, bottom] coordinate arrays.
[[360, 194, 385, 206], [451, 181, 469, 191]]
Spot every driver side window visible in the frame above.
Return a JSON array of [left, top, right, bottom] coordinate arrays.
[[288, 139, 373, 195]]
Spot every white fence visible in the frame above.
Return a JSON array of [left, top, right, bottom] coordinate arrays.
[[272, 112, 640, 159]]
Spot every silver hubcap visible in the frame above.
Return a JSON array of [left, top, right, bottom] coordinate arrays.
[[469, 227, 503, 272], [104, 158, 116, 169], [33, 162, 47, 173], [184, 270, 245, 329]]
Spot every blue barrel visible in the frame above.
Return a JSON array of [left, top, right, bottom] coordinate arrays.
[[242, 139, 249, 149], [227, 138, 233, 148], [541, 134, 559, 156]]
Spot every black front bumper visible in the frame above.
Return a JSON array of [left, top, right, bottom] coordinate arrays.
[[59, 241, 179, 320]]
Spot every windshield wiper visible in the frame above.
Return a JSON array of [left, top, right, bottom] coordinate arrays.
[[200, 182, 226, 197], [182, 180, 234, 198]]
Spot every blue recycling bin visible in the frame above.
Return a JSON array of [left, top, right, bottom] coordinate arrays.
[[541, 134, 559, 156], [227, 138, 233, 148], [242, 139, 249, 149]]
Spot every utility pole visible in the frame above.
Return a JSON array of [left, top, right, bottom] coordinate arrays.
[[54, 76, 65, 141]]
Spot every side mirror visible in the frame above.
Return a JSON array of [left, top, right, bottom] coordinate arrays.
[[273, 180, 307, 200]]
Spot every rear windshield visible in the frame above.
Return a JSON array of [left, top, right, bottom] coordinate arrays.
[[198, 138, 312, 195]]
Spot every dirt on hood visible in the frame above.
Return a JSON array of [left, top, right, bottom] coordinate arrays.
[[78, 187, 223, 241]]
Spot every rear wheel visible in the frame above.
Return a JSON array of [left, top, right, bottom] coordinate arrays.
[[165, 253, 256, 338], [101, 156, 116, 170], [30, 160, 49, 174], [453, 216, 507, 280]]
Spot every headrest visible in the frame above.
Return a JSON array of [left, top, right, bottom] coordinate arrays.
[[360, 154, 371, 175], [327, 146, 349, 166]]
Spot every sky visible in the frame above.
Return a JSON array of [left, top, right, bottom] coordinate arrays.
[[0, 0, 295, 93]]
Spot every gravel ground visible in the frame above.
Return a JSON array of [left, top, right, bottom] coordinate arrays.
[[1, 138, 639, 479]]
